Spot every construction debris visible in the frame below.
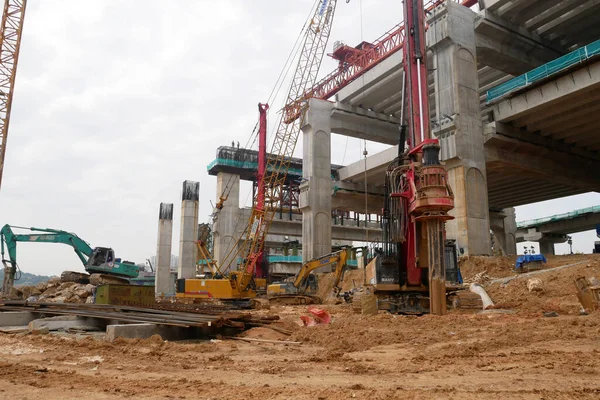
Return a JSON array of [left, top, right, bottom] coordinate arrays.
[[27, 315, 102, 333], [451, 291, 483, 309], [229, 337, 301, 346], [9, 278, 94, 304], [574, 276, 600, 312], [0, 301, 280, 333], [527, 278, 545, 294], [464, 270, 496, 285], [300, 307, 332, 326], [469, 283, 494, 310]]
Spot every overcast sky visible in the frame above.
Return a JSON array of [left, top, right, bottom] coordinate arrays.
[[0, 1, 597, 277]]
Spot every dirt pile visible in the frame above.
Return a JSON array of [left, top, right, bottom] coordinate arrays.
[[12, 278, 95, 303], [460, 254, 600, 283], [459, 255, 517, 280], [316, 268, 364, 300], [485, 258, 600, 314]]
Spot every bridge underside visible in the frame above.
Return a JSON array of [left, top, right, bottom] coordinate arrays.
[[486, 59, 600, 209]]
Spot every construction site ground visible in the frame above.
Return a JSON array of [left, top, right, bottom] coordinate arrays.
[[1, 254, 599, 399]]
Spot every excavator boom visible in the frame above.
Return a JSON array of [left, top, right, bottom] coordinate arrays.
[[0, 224, 138, 296]]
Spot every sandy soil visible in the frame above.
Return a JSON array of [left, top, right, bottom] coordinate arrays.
[[1, 254, 599, 400]]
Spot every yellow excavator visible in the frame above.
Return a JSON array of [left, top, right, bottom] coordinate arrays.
[[267, 248, 350, 305]]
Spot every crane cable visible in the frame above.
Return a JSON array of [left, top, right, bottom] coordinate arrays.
[[217, 0, 322, 270], [265, 0, 321, 149], [213, 0, 319, 221], [211, 0, 320, 224]]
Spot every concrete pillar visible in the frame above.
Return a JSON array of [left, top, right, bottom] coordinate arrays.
[[178, 180, 199, 279], [428, 1, 491, 255], [539, 240, 555, 256], [299, 98, 333, 263], [155, 203, 174, 297], [213, 172, 240, 274], [502, 208, 517, 255], [489, 207, 517, 255]]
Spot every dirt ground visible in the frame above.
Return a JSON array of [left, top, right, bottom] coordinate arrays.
[[1, 254, 600, 399]]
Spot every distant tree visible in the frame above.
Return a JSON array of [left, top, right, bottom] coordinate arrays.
[[0, 270, 55, 287]]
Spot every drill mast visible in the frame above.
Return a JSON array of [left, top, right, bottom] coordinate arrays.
[[379, 0, 454, 315]]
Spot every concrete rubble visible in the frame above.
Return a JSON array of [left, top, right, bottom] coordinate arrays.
[[8, 277, 95, 303]]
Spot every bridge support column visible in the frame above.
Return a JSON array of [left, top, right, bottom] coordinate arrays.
[[520, 229, 568, 256], [428, 1, 491, 255], [490, 208, 517, 255], [539, 240, 556, 256], [300, 98, 333, 264], [155, 203, 174, 297], [213, 172, 240, 274], [178, 180, 199, 280]]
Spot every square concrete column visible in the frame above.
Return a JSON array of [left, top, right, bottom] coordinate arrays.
[[155, 203, 173, 297], [428, 1, 491, 255], [502, 208, 517, 255], [299, 98, 333, 262], [178, 180, 199, 279], [212, 172, 240, 274], [539, 240, 556, 256], [490, 208, 517, 255]]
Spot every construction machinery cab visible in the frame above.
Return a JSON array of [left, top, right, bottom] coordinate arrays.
[[88, 247, 115, 267], [300, 273, 318, 293]]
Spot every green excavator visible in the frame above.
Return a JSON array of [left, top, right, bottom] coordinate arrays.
[[0, 224, 139, 297]]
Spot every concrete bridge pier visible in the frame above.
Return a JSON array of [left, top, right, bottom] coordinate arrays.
[[213, 172, 241, 274], [519, 229, 569, 256], [155, 203, 174, 297], [539, 240, 556, 256], [490, 208, 517, 255], [178, 180, 199, 279], [299, 98, 333, 264], [428, 1, 491, 255]]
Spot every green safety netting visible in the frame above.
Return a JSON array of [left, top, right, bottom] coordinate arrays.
[[517, 205, 600, 229], [487, 39, 600, 103], [231, 255, 358, 266]]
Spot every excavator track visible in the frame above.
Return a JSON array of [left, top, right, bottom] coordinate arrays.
[[89, 274, 129, 286], [60, 271, 90, 284], [61, 272, 129, 285], [268, 294, 322, 306]]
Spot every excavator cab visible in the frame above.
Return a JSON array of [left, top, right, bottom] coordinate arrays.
[[87, 247, 116, 268], [298, 274, 319, 295], [85, 246, 138, 281]]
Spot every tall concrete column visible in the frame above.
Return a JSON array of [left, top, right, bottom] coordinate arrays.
[[428, 1, 491, 255], [155, 203, 174, 297], [299, 98, 333, 262], [502, 208, 517, 255], [213, 172, 240, 274], [539, 240, 555, 256], [178, 180, 199, 279], [489, 208, 517, 255]]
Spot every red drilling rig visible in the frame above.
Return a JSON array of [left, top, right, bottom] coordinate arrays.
[[372, 0, 454, 315]]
